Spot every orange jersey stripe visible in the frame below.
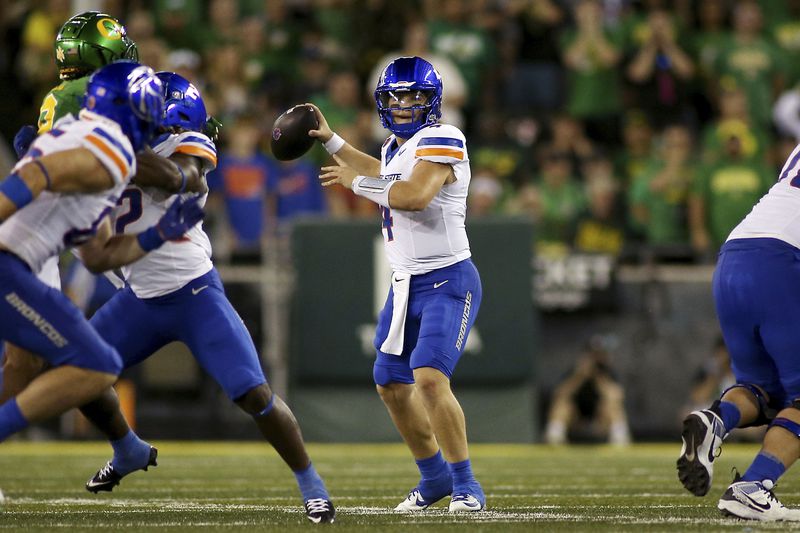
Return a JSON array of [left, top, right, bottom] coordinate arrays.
[[86, 134, 128, 178], [175, 145, 218, 166], [415, 147, 464, 160]]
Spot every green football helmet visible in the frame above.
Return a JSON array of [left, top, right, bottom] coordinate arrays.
[[54, 11, 138, 80]]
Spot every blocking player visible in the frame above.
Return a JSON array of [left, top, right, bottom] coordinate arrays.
[[311, 56, 484, 512], [76, 72, 335, 524], [3, 10, 145, 404], [0, 61, 201, 442], [677, 140, 800, 520]]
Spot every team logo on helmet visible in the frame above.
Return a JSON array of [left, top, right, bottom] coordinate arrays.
[[96, 18, 123, 40], [56, 47, 66, 62], [272, 128, 282, 141]]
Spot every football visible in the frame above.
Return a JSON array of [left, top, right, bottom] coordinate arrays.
[[270, 104, 319, 161]]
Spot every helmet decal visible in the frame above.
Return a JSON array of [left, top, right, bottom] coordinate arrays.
[[96, 18, 123, 40]]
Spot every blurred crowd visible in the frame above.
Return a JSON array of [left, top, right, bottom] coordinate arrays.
[[3, 0, 800, 264]]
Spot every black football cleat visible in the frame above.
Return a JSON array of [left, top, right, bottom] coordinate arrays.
[[677, 410, 724, 496], [304, 498, 335, 524], [86, 446, 158, 493]]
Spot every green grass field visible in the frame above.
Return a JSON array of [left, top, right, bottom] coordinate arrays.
[[1, 441, 800, 531]]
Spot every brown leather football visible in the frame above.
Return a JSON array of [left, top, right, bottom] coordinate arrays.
[[270, 104, 319, 161]]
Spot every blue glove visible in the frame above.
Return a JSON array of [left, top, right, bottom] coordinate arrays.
[[13, 125, 37, 159], [137, 196, 205, 251]]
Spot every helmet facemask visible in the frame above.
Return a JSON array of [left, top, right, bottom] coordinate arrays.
[[376, 89, 437, 137]]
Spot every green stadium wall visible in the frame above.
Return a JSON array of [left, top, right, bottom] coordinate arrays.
[[288, 218, 538, 442]]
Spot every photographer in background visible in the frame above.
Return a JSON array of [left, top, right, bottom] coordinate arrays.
[[544, 334, 631, 445]]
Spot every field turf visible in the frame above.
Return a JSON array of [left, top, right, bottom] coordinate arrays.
[[1, 441, 800, 531]]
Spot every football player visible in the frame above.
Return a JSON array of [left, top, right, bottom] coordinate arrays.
[[4, 11, 190, 404], [76, 72, 335, 524], [677, 139, 800, 520], [4, 10, 144, 404], [311, 56, 485, 512], [0, 61, 201, 442]]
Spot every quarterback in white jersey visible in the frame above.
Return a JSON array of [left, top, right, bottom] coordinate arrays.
[[0, 62, 207, 444], [677, 141, 800, 521], [377, 123, 471, 274], [312, 56, 485, 513]]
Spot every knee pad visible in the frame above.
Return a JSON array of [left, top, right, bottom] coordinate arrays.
[[720, 383, 779, 428], [770, 408, 800, 439]]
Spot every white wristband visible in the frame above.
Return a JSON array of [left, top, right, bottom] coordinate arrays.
[[323, 133, 345, 155], [352, 175, 395, 208]]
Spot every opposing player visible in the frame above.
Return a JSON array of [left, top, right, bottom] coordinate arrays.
[[0, 61, 201, 442], [677, 140, 800, 520], [4, 10, 141, 404], [311, 56, 484, 512], [77, 72, 335, 524]]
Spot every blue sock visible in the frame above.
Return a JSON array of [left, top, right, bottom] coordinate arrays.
[[742, 452, 786, 484], [0, 399, 29, 441], [717, 401, 741, 432], [294, 462, 329, 501], [416, 451, 451, 499], [449, 459, 481, 495], [109, 430, 152, 475]]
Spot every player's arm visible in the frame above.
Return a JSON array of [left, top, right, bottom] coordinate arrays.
[[306, 103, 381, 176], [77, 196, 205, 273], [77, 218, 145, 273], [0, 148, 115, 221], [320, 156, 453, 212], [133, 150, 208, 194]]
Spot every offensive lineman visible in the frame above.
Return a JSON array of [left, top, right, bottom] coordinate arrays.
[[677, 134, 800, 521], [4, 11, 141, 403], [311, 56, 485, 512], [0, 61, 202, 442], [75, 72, 335, 524]]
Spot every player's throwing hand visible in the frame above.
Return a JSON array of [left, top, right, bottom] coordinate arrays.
[[305, 103, 333, 143]]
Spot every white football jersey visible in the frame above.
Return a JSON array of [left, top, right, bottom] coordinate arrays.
[[378, 123, 471, 275], [727, 142, 800, 246], [115, 131, 217, 298], [0, 111, 135, 273]]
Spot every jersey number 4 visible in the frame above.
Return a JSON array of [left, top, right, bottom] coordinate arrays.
[[381, 206, 394, 241]]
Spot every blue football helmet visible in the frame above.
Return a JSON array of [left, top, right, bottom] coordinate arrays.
[[156, 71, 208, 132], [374, 56, 443, 138], [84, 60, 164, 151]]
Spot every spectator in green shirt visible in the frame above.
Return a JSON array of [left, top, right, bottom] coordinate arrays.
[[701, 80, 771, 166], [572, 154, 627, 258], [689, 135, 774, 259], [519, 149, 586, 246], [712, 1, 785, 129], [764, 0, 800, 84], [625, 8, 695, 128], [615, 110, 654, 188], [629, 124, 695, 256], [560, 0, 624, 145]]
